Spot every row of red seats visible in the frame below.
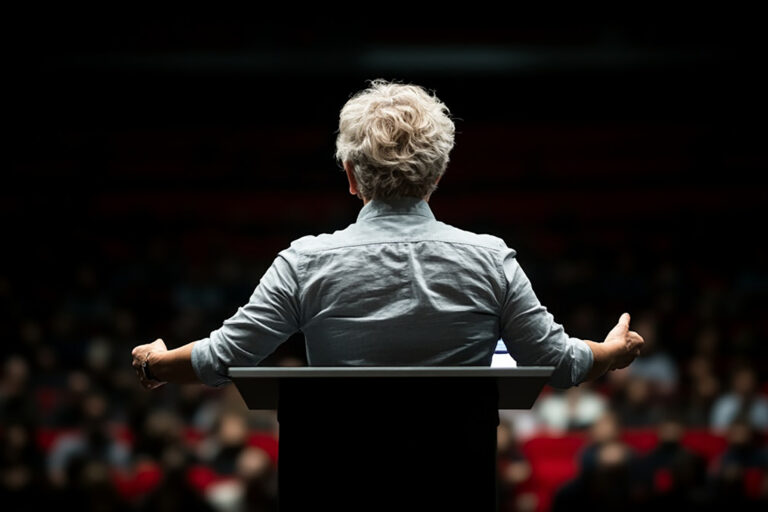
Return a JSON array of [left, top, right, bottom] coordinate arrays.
[[518, 429, 737, 512], [33, 425, 736, 505]]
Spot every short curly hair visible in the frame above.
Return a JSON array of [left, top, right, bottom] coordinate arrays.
[[335, 79, 455, 200]]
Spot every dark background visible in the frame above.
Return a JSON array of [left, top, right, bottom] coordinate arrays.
[[2, 11, 767, 511]]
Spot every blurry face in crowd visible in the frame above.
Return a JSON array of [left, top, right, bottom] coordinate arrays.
[[731, 368, 756, 396], [218, 413, 248, 448], [657, 419, 684, 443], [726, 420, 753, 447], [625, 377, 651, 405], [590, 412, 619, 444]]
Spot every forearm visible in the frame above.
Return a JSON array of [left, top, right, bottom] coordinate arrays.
[[582, 339, 617, 382], [147, 342, 200, 384]]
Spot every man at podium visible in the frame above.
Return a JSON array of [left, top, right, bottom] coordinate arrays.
[[131, 80, 644, 510]]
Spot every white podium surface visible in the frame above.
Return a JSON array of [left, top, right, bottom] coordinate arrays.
[[229, 366, 554, 410]]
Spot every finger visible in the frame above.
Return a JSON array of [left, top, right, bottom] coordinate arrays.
[[608, 312, 631, 338], [618, 312, 631, 331]]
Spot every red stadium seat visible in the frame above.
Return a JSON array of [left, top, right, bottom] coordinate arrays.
[[247, 432, 279, 462], [681, 429, 728, 463], [112, 461, 163, 500], [621, 429, 658, 454], [520, 433, 588, 512]]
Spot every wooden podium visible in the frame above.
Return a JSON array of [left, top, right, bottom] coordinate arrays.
[[230, 367, 554, 511]]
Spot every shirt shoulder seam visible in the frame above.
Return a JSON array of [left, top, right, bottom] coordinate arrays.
[[292, 238, 507, 254]]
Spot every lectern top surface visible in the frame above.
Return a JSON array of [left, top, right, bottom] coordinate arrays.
[[229, 366, 555, 410], [229, 366, 553, 378]]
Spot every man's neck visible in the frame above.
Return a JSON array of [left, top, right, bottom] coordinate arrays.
[[362, 195, 430, 206]]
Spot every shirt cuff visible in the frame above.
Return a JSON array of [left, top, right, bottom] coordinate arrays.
[[191, 337, 231, 388], [570, 337, 594, 386]]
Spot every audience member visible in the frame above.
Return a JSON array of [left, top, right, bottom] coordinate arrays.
[[47, 392, 131, 487], [0, 355, 37, 424], [496, 419, 532, 511], [552, 439, 639, 511], [682, 355, 721, 427], [710, 365, 768, 432], [0, 420, 48, 509], [636, 414, 708, 506], [626, 311, 679, 398], [534, 382, 607, 432], [198, 411, 250, 476], [205, 446, 277, 512], [139, 444, 215, 512], [612, 376, 666, 428], [710, 418, 768, 510]]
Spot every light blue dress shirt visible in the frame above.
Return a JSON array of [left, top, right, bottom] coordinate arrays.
[[191, 196, 593, 388]]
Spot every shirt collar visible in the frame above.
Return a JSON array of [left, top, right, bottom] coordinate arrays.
[[356, 196, 436, 222]]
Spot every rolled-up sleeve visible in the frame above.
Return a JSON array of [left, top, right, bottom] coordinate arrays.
[[191, 248, 302, 387], [499, 249, 593, 388]]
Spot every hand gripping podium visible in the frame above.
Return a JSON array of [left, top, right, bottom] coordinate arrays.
[[230, 366, 553, 511]]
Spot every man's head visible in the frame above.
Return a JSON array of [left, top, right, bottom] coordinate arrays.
[[335, 79, 455, 202]]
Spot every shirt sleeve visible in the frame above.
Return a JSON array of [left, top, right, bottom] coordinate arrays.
[[191, 248, 302, 387], [499, 249, 593, 388]]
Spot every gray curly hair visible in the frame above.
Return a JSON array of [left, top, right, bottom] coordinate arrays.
[[335, 79, 455, 200]]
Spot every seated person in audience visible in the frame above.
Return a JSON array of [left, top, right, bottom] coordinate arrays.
[[534, 381, 607, 432], [682, 355, 721, 427], [636, 413, 707, 506], [552, 438, 638, 510], [710, 418, 768, 507], [625, 311, 678, 399], [578, 411, 632, 472], [46, 391, 131, 488], [0, 419, 47, 509], [496, 418, 532, 511], [612, 375, 666, 428], [140, 444, 215, 512], [198, 410, 250, 476], [710, 364, 768, 432]]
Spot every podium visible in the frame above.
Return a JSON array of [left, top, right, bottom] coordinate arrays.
[[230, 366, 554, 511]]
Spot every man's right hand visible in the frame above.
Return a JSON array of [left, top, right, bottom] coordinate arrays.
[[604, 313, 644, 370]]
